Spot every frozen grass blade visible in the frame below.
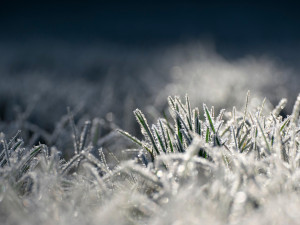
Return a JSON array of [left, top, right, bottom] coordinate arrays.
[[256, 117, 271, 155], [238, 130, 249, 150], [272, 98, 287, 117], [175, 134, 185, 153], [61, 153, 83, 175], [7, 130, 21, 149], [291, 94, 300, 125], [231, 126, 239, 151], [203, 104, 222, 146], [134, 109, 160, 155], [243, 91, 250, 125], [91, 118, 101, 146], [181, 129, 192, 145], [68, 107, 79, 155], [159, 119, 168, 151], [204, 104, 216, 134], [184, 95, 193, 130], [153, 126, 167, 153], [79, 121, 91, 151], [11, 139, 23, 153], [175, 111, 192, 141], [98, 148, 109, 171], [174, 108, 183, 144], [280, 116, 290, 132], [19, 145, 43, 175], [206, 127, 210, 143], [117, 129, 154, 161], [193, 108, 201, 135], [1, 139, 10, 167], [163, 112, 174, 134], [166, 129, 174, 153]]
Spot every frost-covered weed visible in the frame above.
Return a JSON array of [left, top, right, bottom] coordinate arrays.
[[1, 93, 300, 225]]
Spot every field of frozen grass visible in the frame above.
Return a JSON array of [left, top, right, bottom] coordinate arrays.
[[0, 41, 300, 224]]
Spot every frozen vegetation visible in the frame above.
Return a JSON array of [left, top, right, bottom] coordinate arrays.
[[1, 90, 300, 225], [1, 41, 300, 224]]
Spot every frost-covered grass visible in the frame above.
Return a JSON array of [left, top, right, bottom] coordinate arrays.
[[1, 92, 300, 225]]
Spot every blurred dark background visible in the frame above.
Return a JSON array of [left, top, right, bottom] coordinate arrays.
[[1, 1, 300, 57]]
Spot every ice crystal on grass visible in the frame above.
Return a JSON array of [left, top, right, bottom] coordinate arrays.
[[1, 93, 300, 225]]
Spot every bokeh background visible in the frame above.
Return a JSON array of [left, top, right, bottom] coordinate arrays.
[[1, 0, 300, 157]]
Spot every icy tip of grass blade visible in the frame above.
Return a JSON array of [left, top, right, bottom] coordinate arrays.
[[291, 94, 300, 125], [272, 98, 287, 117], [79, 121, 91, 151], [67, 107, 79, 155], [243, 90, 250, 124]]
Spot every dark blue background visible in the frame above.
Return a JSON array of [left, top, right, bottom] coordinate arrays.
[[1, 1, 300, 47]]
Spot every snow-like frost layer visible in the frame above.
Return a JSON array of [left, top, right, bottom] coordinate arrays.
[[1, 94, 300, 225]]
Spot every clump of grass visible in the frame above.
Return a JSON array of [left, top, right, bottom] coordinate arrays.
[[1, 92, 300, 225], [119, 92, 298, 164]]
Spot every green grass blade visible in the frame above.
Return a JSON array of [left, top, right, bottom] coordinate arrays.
[[280, 116, 290, 132], [153, 126, 167, 153], [231, 126, 238, 151], [117, 129, 154, 160], [256, 117, 271, 155], [186, 95, 192, 129], [159, 120, 168, 150], [204, 104, 216, 134], [206, 127, 210, 143], [134, 109, 160, 155]]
